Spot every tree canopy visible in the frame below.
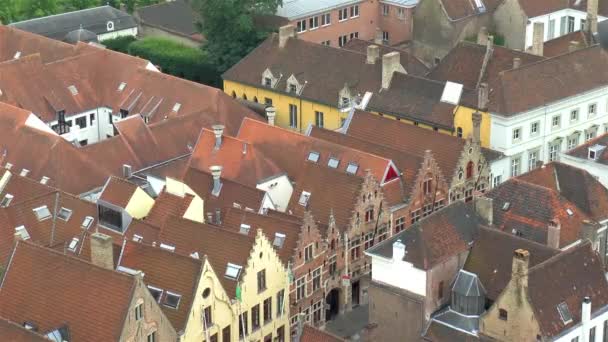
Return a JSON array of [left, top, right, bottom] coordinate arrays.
[[196, 0, 282, 73]]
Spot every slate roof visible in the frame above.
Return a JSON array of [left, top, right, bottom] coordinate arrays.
[[0, 317, 49, 341], [64, 28, 98, 44], [0, 241, 136, 341], [118, 240, 202, 333], [136, 0, 203, 41], [300, 324, 345, 342], [528, 241, 608, 337], [158, 216, 255, 299], [427, 41, 545, 89], [489, 46, 608, 115], [463, 227, 558, 301], [366, 202, 482, 270], [9, 6, 137, 41], [567, 133, 608, 166]]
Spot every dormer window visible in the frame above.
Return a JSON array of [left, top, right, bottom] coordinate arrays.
[[264, 77, 272, 87], [341, 97, 350, 108], [225, 263, 243, 280], [98, 204, 124, 233], [286, 75, 303, 95], [588, 144, 605, 160], [289, 84, 297, 93], [261, 69, 278, 88]]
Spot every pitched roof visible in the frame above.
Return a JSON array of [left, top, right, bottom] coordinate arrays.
[[238, 118, 394, 183], [439, 0, 502, 20], [543, 30, 594, 57], [489, 46, 608, 115], [9, 6, 137, 41], [528, 241, 608, 337], [423, 319, 481, 341], [158, 216, 255, 298], [0, 241, 136, 341], [0, 317, 50, 341], [516, 0, 608, 18], [99, 176, 138, 208], [135, 0, 203, 41], [118, 240, 202, 332], [517, 162, 608, 221], [566, 132, 608, 166], [463, 227, 558, 301], [300, 324, 345, 342], [427, 41, 545, 89], [366, 202, 481, 270], [144, 190, 194, 227], [0, 26, 81, 63], [342, 39, 429, 76]]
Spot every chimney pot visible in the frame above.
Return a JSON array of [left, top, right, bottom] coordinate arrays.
[[367, 45, 380, 64], [90, 232, 114, 270], [209, 165, 223, 196], [382, 52, 406, 90], [582, 296, 592, 326], [393, 239, 406, 261], [547, 219, 561, 249], [512, 249, 530, 289], [212, 124, 224, 149], [265, 106, 276, 126], [279, 25, 296, 48], [122, 164, 132, 178], [532, 22, 545, 56], [513, 57, 521, 69]]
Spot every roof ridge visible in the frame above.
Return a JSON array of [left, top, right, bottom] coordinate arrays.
[[500, 44, 599, 76], [123, 238, 203, 266], [528, 240, 592, 273], [10, 5, 118, 24]]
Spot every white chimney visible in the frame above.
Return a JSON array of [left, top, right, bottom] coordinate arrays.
[[209, 165, 223, 197], [582, 297, 591, 342], [367, 45, 380, 64], [279, 25, 296, 48], [392, 239, 406, 262], [382, 52, 406, 90], [122, 164, 132, 178], [547, 219, 561, 249], [587, 0, 598, 34], [265, 106, 276, 126], [212, 124, 224, 149], [532, 22, 544, 56], [374, 27, 383, 45], [513, 57, 521, 69]]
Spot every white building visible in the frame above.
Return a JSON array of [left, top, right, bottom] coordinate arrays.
[[525, 8, 607, 48], [487, 45, 608, 182], [561, 133, 608, 188]]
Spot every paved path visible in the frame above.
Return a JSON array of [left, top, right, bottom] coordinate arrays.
[[325, 304, 369, 340]]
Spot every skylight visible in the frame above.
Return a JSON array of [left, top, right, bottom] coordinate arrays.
[[20, 169, 29, 177], [566, 208, 574, 216], [274, 232, 286, 248], [164, 291, 181, 309], [33, 206, 51, 221], [160, 243, 175, 252], [40, 176, 50, 185], [132, 234, 143, 242], [225, 263, 243, 280], [557, 302, 573, 324], [298, 191, 311, 206], [68, 237, 79, 252], [172, 103, 181, 112], [346, 162, 359, 175], [307, 151, 320, 163], [15, 226, 30, 240], [502, 202, 511, 211], [57, 207, 72, 221], [0, 194, 13, 208], [440, 81, 463, 105], [147, 286, 163, 303], [240, 223, 251, 235], [190, 252, 200, 259], [68, 85, 78, 96], [328, 157, 340, 169], [117, 82, 127, 92], [13, 51, 21, 59], [81, 216, 94, 229]]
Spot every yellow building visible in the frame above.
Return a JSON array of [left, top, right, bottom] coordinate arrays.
[[223, 25, 492, 147]]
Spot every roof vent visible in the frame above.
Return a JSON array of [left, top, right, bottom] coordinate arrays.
[[122, 164, 132, 178], [210, 166, 223, 197], [68, 85, 78, 96], [298, 191, 311, 206], [212, 125, 225, 149], [132, 234, 143, 243], [239, 223, 251, 235], [118, 82, 127, 92], [172, 103, 181, 113], [13, 51, 21, 59], [5, 163, 12, 170]]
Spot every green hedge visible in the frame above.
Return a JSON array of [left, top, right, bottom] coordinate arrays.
[[101, 36, 221, 87]]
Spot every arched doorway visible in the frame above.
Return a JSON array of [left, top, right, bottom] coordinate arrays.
[[326, 288, 341, 321]]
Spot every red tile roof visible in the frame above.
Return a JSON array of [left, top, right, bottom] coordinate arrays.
[[0, 317, 49, 341], [145, 190, 194, 227], [99, 176, 139, 208], [300, 325, 345, 342], [118, 240, 202, 333], [0, 26, 81, 63], [566, 132, 608, 167], [543, 30, 593, 57], [342, 39, 429, 76], [440, 0, 502, 20], [0, 241, 136, 341]]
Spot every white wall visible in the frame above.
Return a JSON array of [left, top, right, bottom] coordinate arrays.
[[47, 107, 117, 145], [98, 27, 138, 41], [525, 9, 607, 48], [554, 307, 608, 342], [561, 153, 608, 189], [490, 86, 608, 181], [256, 174, 293, 212], [369, 254, 427, 296]]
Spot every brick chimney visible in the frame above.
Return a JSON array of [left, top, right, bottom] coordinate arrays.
[[392, 239, 406, 261], [587, 0, 599, 34], [511, 249, 530, 289], [381, 52, 406, 90], [569, 40, 580, 53], [367, 45, 380, 64], [90, 232, 114, 270], [265, 106, 276, 126], [472, 111, 483, 144], [474, 196, 493, 225], [513, 57, 521, 69], [477, 26, 488, 45], [531, 22, 544, 56], [279, 25, 296, 48], [547, 219, 561, 249], [209, 165, 223, 197], [478, 82, 489, 110], [212, 124, 224, 149]]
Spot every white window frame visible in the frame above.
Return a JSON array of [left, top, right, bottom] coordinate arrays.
[[551, 115, 561, 129], [510, 156, 521, 177], [512, 127, 521, 142], [530, 121, 540, 136], [589, 103, 597, 117], [321, 13, 331, 26], [570, 109, 579, 122], [382, 4, 389, 16], [309, 16, 319, 30], [350, 5, 359, 18]]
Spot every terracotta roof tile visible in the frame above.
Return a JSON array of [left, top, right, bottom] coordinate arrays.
[[440, 0, 502, 20], [159, 216, 255, 298], [543, 30, 593, 57], [342, 39, 429, 76], [99, 176, 138, 208], [145, 190, 194, 227], [300, 324, 345, 342], [566, 132, 608, 167], [0, 241, 136, 341], [0, 317, 51, 341], [0, 26, 81, 63], [118, 240, 202, 332]]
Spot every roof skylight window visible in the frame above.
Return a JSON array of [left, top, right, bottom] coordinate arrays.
[[33, 206, 51, 221]]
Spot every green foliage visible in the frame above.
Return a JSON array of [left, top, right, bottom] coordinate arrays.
[[121, 37, 220, 86], [17, 0, 58, 20], [100, 35, 136, 53], [197, 0, 282, 74], [464, 32, 505, 46]]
